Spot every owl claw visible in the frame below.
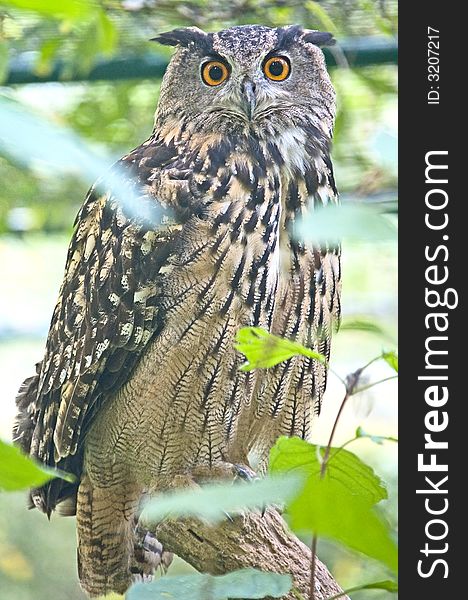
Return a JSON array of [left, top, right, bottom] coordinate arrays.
[[233, 463, 258, 482], [232, 464, 268, 516], [223, 510, 235, 522], [132, 528, 173, 580]]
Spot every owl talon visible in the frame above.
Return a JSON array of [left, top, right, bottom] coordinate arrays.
[[233, 464, 258, 482], [223, 510, 234, 523], [232, 464, 267, 516], [133, 527, 173, 579]]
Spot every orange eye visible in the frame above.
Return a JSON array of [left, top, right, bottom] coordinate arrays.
[[263, 56, 291, 81], [201, 61, 229, 86]]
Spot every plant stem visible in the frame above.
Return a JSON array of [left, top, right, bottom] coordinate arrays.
[[335, 436, 358, 452], [328, 366, 347, 387], [310, 356, 396, 599], [310, 534, 318, 600], [321, 389, 351, 475], [353, 375, 398, 395], [311, 378, 353, 597], [359, 354, 382, 374]]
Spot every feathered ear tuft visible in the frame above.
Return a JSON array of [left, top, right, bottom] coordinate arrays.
[[302, 30, 336, 47], [150, 27, 213, 52], [275, 25, 304, 50]]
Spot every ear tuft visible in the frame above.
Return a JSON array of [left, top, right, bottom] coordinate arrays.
[[275, 24, 304, 49], [302, 31, 336, 47], [150, 27, 213, 52]]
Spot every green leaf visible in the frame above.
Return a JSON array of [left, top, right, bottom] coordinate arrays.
[[327, 579, 398, 599], [0, 41, 9, 85], [290, 477, 397, 573], [305, 1, 338, 34], [382, 350, 398, 372], [297, 203, 397, 245], [270, 437, 387, 506], [354, 579, 398, 592], [70, 16, 104, 75], [235, 327, 325, 372], [95, 10, 118, 55], [0, 0, 93, 20], [36, 38, 62, 75], [0, 97, 161, 225], [0, 438, 74, 491], [269, 437, 397, 573], [339, 318, 387, 337], [127, 569, 292, 600], [70, 10, 118, 75], [141, 474, 303, 524], [355, 426, 398, 445], [0, 95, 108, 177]]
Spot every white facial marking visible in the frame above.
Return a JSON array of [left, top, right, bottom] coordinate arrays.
[[275, 127, 307, 174]]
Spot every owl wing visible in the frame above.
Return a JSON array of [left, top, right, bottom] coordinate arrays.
[[13, 138, 187, 511]]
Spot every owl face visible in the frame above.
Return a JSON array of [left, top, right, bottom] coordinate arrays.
[[154, 25, 336, 137]]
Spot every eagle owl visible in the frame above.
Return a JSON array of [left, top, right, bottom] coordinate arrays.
[[13, 24, 341, 596]]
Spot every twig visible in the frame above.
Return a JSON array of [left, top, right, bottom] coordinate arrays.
[[309, 367, 362, 598], [353, 375, 398, 395], [309, 535, 319, 600]]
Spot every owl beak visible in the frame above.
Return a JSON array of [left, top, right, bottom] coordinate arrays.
[[240, 79, 257, 120]]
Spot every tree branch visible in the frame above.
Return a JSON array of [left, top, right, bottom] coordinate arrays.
[[151, 508, 349, 600]]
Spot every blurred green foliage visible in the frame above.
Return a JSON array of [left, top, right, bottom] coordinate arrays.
[[141, 474, 303, 524], [127, 569, 292, 600], [1, 0, 397, 232]]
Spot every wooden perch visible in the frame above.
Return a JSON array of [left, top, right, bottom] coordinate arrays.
[[151, 508, 349, 600]]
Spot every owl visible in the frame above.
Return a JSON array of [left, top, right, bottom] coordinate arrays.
[[13, 24, 341, 597]]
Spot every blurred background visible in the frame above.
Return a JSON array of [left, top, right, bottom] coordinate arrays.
[[0, 1, 397, 599]]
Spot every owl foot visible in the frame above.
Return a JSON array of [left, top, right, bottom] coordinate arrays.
[[232, 464, 269, 518], [132, 525, 173, 582], [189, 462, 260, 522], [191, 461, 257, 484], [233, 463, 258, 482]]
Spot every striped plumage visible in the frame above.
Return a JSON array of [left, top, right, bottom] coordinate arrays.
[[13, 24, 341, 596]]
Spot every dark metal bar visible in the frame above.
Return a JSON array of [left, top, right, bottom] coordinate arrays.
[[4, 36, 397, 85]]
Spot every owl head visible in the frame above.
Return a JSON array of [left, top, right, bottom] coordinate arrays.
[[152, 25, 336, 139]]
